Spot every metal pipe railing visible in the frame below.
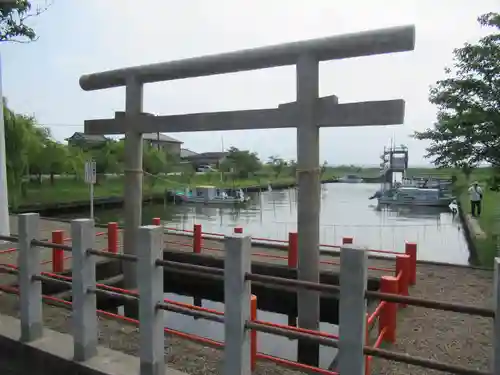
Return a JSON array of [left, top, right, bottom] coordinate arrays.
[[0, 213, 497, 375]]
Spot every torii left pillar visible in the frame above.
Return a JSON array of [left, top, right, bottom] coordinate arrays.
[[122, 77, 144, 292]]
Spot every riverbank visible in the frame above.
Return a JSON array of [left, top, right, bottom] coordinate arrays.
[[459, 187, 499, 267], [11, 175, 338, 214], [11, 166, 473, 209]]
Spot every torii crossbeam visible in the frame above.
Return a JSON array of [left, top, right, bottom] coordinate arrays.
[[80, 24, 415, 366]]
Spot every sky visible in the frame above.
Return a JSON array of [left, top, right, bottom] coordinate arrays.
[[2, 0, 498, 166]]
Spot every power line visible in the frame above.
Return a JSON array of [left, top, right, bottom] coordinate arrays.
[[36, 123, 84, 128]]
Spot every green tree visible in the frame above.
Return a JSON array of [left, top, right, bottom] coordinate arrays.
[[4, 100, 29, 206], [89, 141, 119, 182], [66, 146, 87, 180], [0, 0, 51, 43], [41, 140, 67, 185], [26, 124, 51, 183], [220, 147, 261, 179], [414, 12, 500, 170], [267, 155, 287, 178], [143, 145, 170, 191], [320, 160, 328, 178], [288, 159, 297, 177]]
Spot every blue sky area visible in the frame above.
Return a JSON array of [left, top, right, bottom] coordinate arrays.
[[2, 0, 498, 166]]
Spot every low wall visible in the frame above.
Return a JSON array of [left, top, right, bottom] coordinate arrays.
[[0, 313, 186, 375], [12, 193, 169, 216], [457, 200, 480, 265]]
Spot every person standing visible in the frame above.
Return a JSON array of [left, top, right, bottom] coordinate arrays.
[[468, 181, 483, 217]]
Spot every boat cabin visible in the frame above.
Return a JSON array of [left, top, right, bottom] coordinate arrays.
[[183, 186, 244, 202], [391, 187, 442, 201]]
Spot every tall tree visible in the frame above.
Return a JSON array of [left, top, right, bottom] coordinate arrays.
[[41, 140, 67, 185], [0, 0, 51, 43], [267, 155, 287, 178], [143, 145, 169, 191], [413, 12, 500, 170], [220, 147, 261, 179]]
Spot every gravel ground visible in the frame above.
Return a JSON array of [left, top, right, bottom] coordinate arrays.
[[0, 291, 306, 375], [369, 263, 494, 375]]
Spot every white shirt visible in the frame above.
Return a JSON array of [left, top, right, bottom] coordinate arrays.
[[468, 185, 483, 201]]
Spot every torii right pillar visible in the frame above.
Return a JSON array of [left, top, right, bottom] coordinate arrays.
[[295, 54, 322, 365]]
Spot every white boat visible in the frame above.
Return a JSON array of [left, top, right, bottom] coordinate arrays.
[[174, 186, 250, 205], [338, 174, 364, 183], [375, 186, 455, 207], [402, 177, 452, 190]]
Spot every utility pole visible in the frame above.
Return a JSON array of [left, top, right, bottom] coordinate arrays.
[[0, 54, 10, 238]]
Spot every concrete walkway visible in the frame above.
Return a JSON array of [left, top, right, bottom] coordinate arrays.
[[0, 313, 188, 375]]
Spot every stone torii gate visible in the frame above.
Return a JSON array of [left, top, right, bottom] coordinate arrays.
[[80, 25, 415, 365]]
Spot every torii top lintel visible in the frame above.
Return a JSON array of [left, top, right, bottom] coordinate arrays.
[[79, 25, 415, 91]]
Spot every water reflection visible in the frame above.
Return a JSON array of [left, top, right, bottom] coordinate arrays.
[[92, 183, 469, 265], [162, 293, 338, 369]]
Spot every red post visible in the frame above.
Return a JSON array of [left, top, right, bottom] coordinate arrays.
[[395, 254, 410, 308], [288, 232, 298, 268], [365, 313, 370, 375], [193, 224, 202, 254], [342, 237, 353, 245], [51, 230, 64, 273], [107, 222, 118, 254], [152, 217, 161, 226], [379, 276, 398, 343], [250, 294, 257, 371], [234, 227, 243, 234], [405, 242, 417, 285]]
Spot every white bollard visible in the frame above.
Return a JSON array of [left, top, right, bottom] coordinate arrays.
[[224, 234, 252, 375], [338, 245, 368, 375], [138, 225, 165, 375], [18, 213, 42, 342], [71, 218, 97, 361]]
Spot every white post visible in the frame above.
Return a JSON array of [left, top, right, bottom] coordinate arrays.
[[338, 245, 368, 375], [85, 160, 96, 219], [0, 54, 10, 238], [138, 225, 164, 375], [18, 213, 42, 342], [71, 218, 97, 361], [493, 258, 500, 375], [90, 182, 94, 219], [224, 234, 252, 375]]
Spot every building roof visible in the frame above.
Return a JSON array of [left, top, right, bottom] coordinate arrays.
[[142, 133, 182, 143], [66, 132, 108, 142], [184, 151, 228, 160], [180, 148, 199, 158]]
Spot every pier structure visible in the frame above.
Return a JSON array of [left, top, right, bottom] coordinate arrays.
[[0, 213, 497, 375], [79, 25, 415, 364], [379, 145, 409, 189]]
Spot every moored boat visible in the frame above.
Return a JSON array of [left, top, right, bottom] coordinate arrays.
[[338, 174, 364, 183], [174, 186, 250, 205], [376, 186, 455, 207]]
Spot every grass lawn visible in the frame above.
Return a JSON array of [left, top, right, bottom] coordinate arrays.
[[12, 172, 323, 207], [12, 166, 492, 207]]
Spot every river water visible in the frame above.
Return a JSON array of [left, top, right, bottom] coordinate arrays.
[[94, 182, 470, 265]]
